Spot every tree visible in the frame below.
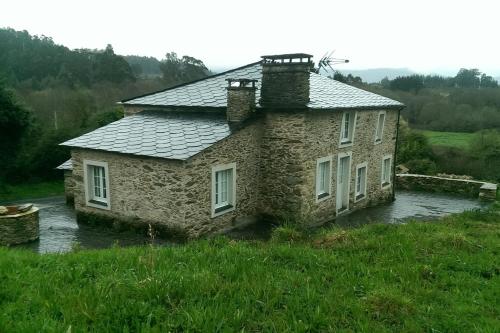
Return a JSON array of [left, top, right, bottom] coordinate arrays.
[[0, 79, 33, 182], [480, 74, 498, 88], [159, 52, 210, 86], [389, 75, 424, 92], [455, 68, 481, 88]]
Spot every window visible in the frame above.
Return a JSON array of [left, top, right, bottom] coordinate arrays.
[[211, 163, 236, 217], [381, 156, 392, 187], [340, 111, 356, 146], [355, 162, 367, 202], [83, 160, 110, 209], [316, 156, 332, 202], [375, 111, 386, 143]]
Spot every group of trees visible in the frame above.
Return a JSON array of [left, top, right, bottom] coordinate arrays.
[[0, 28, 210, 186], [359, 68, 500, 133], [381, 69, 498, 92]]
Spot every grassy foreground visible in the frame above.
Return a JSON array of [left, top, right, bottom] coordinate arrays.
[[0, 180, 64, 203], [1, 206, 499, 332], [420, 130, 476, 149]]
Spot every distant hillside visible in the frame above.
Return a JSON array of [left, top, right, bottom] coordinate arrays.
[[0, 28, 135, 87], [339, 68, 416, 83], [124, 55, 161, 78]]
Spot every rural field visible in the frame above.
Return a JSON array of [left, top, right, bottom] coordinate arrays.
[[419, 130, 476, 149], [1, 203, 499, 332]]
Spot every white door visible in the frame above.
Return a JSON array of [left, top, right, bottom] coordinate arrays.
[[337, 155, 351, 212]]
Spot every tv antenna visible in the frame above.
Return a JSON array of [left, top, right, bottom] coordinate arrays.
[[315, 50, 349, 74]]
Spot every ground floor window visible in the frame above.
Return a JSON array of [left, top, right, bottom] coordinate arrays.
[[83, 160, 110, 209], [316, 156, 332, 202], [355, 162, 367, 201], [381, 155, 392, 187], [212, 163, 236, 217]]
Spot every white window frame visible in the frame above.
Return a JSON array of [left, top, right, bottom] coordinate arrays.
[[354, 162, 368, 202], [339, 111, 357, 147], [315, 156, 332, 202], [336, 151, 353, 214], [211, 163, 236, 218], [83, 160, 111, 210], [381, 155, 392, 188], [374, 111, 386, 144]]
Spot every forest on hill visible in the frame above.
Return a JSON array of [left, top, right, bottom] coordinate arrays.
[[0, 28, 210, 187]]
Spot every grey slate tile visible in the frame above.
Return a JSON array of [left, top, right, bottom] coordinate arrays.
[[60, 111, 231, 161], [122, 62, 403, 110]]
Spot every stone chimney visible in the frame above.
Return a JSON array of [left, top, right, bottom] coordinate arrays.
[[226, 78, 257, 123], [260, 53, 313, 108]]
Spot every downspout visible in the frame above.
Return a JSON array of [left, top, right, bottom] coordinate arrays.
[[392, 108, 402, 201]]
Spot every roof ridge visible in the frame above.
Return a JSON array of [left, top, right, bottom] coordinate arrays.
[[121, 60, 263, 104]]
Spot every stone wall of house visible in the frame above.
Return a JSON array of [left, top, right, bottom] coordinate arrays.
[[71, 149, 188, 234], [71, 120, 264, 238], [70, 108, 399, 236], [64, 170, 75, 205], [259, 112, 307, 219], [181, 120, 264, 237], [299, 109, 399, 224], [0, 208, 39, 246]]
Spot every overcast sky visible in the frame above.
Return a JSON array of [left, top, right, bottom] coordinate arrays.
[[1, 0, 498, 75]]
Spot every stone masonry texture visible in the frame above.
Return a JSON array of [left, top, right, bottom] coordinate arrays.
[[70, 108, 398, 238], [0, 208, 39, 246], [226, 87, 256, 123], [260, 63, 311, 107]]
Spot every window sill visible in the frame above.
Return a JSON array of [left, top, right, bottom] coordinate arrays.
[[87, 199, 110, 210], [355, 193, 366, 202], [212, 204, 234, 218], [381, 182, 391, 189], [316, 192, 331, 202], [339, 140, 353, 148]]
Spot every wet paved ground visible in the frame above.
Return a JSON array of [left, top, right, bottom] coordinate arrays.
[[3, 190, 490, 253], [335, 190, 490, 228], [6, 196, 168, 253]]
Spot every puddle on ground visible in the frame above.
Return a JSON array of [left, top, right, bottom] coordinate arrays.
[[1, 190, 490, 253]]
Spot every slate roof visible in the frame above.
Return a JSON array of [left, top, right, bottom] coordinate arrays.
[[56, 159, 73, 170], [122, 62, 404, 110], [60, 111, 231, 160]]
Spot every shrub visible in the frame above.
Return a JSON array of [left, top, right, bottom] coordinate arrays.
[[405, 159, 438, 175]]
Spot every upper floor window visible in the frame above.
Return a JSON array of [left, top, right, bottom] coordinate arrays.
[[375, 111, 386, 143], [212, 163, 236, 217], [316, 156, 332, 202], [83, 160, 110, 210], [381, 155, 392, 188], [340, 111, 356, 146]]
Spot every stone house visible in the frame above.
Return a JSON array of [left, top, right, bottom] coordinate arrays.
[[58, 53, 404, 238]]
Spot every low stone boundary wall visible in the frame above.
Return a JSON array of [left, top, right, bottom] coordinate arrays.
[[396, 174, 497, 201], [0, 208, 40, 246]]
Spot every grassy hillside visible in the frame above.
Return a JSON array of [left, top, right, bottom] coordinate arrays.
[[1, 204, 499, 332], [0, 180, 64, 203], [420, 130, 476, 149]]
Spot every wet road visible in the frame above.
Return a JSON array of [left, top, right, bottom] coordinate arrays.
[[3, 190, 490, 253]]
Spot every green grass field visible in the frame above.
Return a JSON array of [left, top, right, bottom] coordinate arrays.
[[420, 130, 476, 149], [0, 180, 64, 203], [1, 203, 499, 332]]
